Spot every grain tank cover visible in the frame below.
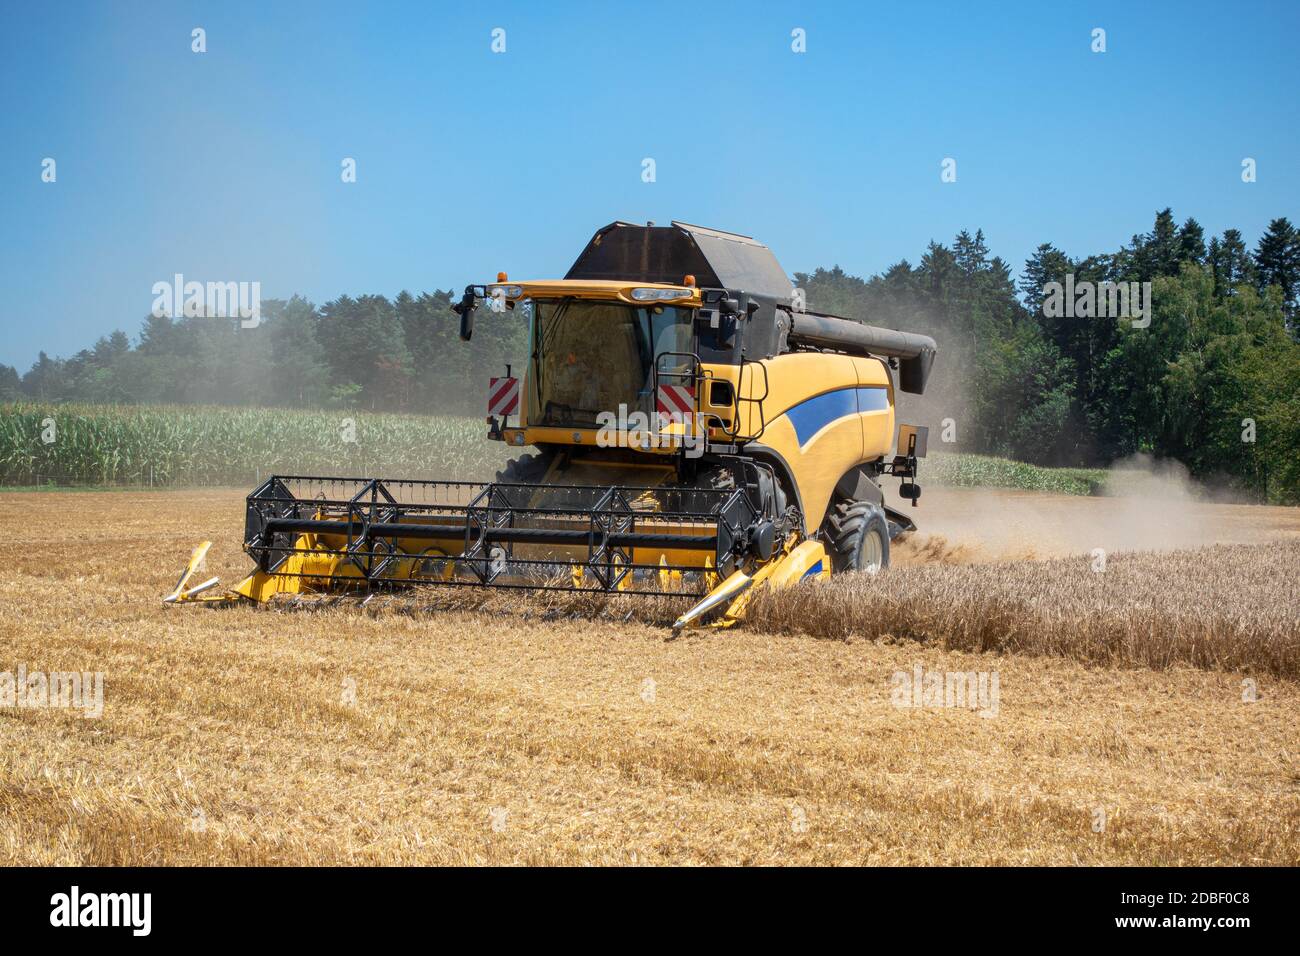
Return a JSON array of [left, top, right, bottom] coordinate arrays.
[[566, 221, 794, 301]]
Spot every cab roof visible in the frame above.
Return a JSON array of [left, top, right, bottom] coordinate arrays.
[[565, 221, 794, 302]]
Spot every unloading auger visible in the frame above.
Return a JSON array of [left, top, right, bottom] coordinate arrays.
[[165, 221, 937, 633]]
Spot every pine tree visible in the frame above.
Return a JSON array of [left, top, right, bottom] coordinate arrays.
[[953, 229, 990, 276], [1137, 208, 1181, 278], [1019, 243, 1071, 314], [1176, 217, 1206, 265], [268, 297, 330, 407], [1209, 229, 1256, 296], [0, 364, 20, 401], [21, 352, 68, 401], [1253, 217, 1300, 318]]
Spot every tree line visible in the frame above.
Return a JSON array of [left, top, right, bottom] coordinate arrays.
[[1, 291, 529, 417], [796, 213, 1299, 502], [2, 212, 1297, 500]]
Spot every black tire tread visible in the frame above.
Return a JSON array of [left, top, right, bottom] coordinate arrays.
[[494, 452, 553, 484], [823, 499, 890, 573]]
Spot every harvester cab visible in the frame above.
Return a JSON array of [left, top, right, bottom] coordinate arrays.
[[166, 221, 938, 633]]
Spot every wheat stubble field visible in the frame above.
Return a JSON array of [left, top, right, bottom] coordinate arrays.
[[1, 487, 1298, 865]]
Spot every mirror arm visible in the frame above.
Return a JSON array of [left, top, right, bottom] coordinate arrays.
[[453, 285, 481, 341]]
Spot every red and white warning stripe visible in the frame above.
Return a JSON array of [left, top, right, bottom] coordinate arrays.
[[656, 383, 695, 428], [488, 377, 519, 417]]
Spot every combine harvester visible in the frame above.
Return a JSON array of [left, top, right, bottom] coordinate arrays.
[[166, 222, 937, 632]]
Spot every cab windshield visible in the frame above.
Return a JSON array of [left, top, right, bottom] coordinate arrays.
[[526, 299, 693, 428]]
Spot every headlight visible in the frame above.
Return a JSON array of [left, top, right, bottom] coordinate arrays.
[[487, 284, 523, 298], [629, 287, 692, 301]]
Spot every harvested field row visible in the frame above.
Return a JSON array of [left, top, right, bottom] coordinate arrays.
[[1, 488, 1297, 865]]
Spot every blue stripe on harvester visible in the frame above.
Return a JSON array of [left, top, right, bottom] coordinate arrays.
[[801, 559, 823, 579], [784, 386, 889, 448], [857, 386, 889, 412]]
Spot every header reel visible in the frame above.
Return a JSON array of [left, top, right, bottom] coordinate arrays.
[[166, 463, 807, 630]]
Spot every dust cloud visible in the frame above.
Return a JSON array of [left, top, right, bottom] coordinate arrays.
[[893, 454, 1300, 565]]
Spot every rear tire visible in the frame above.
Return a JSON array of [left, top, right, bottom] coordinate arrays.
[[823, 499, 890, 574]]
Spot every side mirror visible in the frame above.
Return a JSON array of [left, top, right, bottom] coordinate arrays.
[[699, 291, 743, 350], [718, 314, 737, 348], [452, 288, 478, 342]]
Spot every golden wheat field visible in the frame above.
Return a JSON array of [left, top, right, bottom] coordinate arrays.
[[1, 487, 1298, 865]]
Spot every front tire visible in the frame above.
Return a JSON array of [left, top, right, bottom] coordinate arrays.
[[823, 499, 890, 574], [495, 450, 554, 484]]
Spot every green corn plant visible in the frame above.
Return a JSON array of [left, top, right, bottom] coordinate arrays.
[[0, 402, 514, 487]]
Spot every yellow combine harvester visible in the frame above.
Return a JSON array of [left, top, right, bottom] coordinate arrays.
[[166, 221, 937, 632]]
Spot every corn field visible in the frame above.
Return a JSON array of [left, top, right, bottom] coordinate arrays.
[[0, 402, 513, 486], [3, 402, 1118, 494], [925, 453, 1106, 496]]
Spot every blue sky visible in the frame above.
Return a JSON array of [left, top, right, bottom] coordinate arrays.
[[1, 0, 1297, 369]]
